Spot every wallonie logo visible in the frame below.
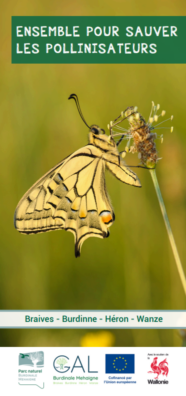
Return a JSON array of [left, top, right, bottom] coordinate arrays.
[[147, 357, 169, 384], [105, 354, 135, 374]]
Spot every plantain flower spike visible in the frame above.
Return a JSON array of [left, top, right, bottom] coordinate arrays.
[[124, 103, 173, 169], [124, 106, 158, 168]]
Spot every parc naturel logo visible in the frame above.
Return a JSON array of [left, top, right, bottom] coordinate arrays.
[[18, 351, 44, 389]]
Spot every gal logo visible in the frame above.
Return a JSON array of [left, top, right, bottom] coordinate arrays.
[[53, 355, 98, 374]]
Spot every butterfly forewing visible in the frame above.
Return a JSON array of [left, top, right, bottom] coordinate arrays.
[[105, 160, 140, 186]]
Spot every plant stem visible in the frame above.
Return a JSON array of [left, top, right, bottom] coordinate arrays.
[[150, 168, 186, 296]]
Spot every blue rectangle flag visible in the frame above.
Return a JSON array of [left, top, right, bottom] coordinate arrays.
[[105, 354, 135, 374]]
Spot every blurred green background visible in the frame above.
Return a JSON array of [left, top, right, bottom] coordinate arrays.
[[0, 0, 186, 347]]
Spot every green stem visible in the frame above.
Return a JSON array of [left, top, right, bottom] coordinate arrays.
[[150, 168, 186, 296]]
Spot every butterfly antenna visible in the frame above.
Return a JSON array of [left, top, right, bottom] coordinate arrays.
[[68, 93, 91, 129]]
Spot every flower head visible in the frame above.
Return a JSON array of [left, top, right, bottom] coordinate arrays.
[[124, 106, 158, 168], [124, 103, 174, 168]]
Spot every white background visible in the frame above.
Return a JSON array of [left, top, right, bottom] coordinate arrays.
[[0, 347, 185, 395]]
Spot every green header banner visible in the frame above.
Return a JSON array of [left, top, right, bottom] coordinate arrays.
[[12, 16, 185, 64]]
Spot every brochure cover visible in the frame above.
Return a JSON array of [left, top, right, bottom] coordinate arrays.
[[0, 1, 186, 393]]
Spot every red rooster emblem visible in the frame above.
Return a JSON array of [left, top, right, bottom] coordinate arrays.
[[148, 357, 169, 379]]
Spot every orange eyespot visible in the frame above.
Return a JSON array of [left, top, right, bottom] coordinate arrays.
[[100, 211, 112, 224]]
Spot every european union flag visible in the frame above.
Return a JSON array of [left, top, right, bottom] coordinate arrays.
[[105, 354, 135, 374]]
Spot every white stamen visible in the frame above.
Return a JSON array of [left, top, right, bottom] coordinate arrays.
[[154, 115, 158, 122], [170, 126, 174, 133], [107, 124, 110, 130], [154, 127, 171, 131], [113, 125, 129, 133], [171, 115, 174, 121], [135, 113, 140, 120], [157, 104, 160, 110], [134, 106, 138, 112], [121, 152, 126, 158], [161, 110, 166, 117], [149, 117, 154, 124], [110, 121, 113, 127], [129, 115, 133, 123], [154, 117, 172, 128]]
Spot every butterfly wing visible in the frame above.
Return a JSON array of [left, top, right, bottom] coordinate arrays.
[[106, 159, 141, 186], [14, 146, 114, 257], [102, 149, 141, 187]]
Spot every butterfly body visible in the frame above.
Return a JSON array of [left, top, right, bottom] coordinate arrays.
[[14, 126, 141, 257]]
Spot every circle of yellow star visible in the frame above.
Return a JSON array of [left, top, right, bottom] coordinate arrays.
[[112, 356, 127, 371]]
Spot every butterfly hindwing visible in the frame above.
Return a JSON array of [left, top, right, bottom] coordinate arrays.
[[14, 146, 115, 257]]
